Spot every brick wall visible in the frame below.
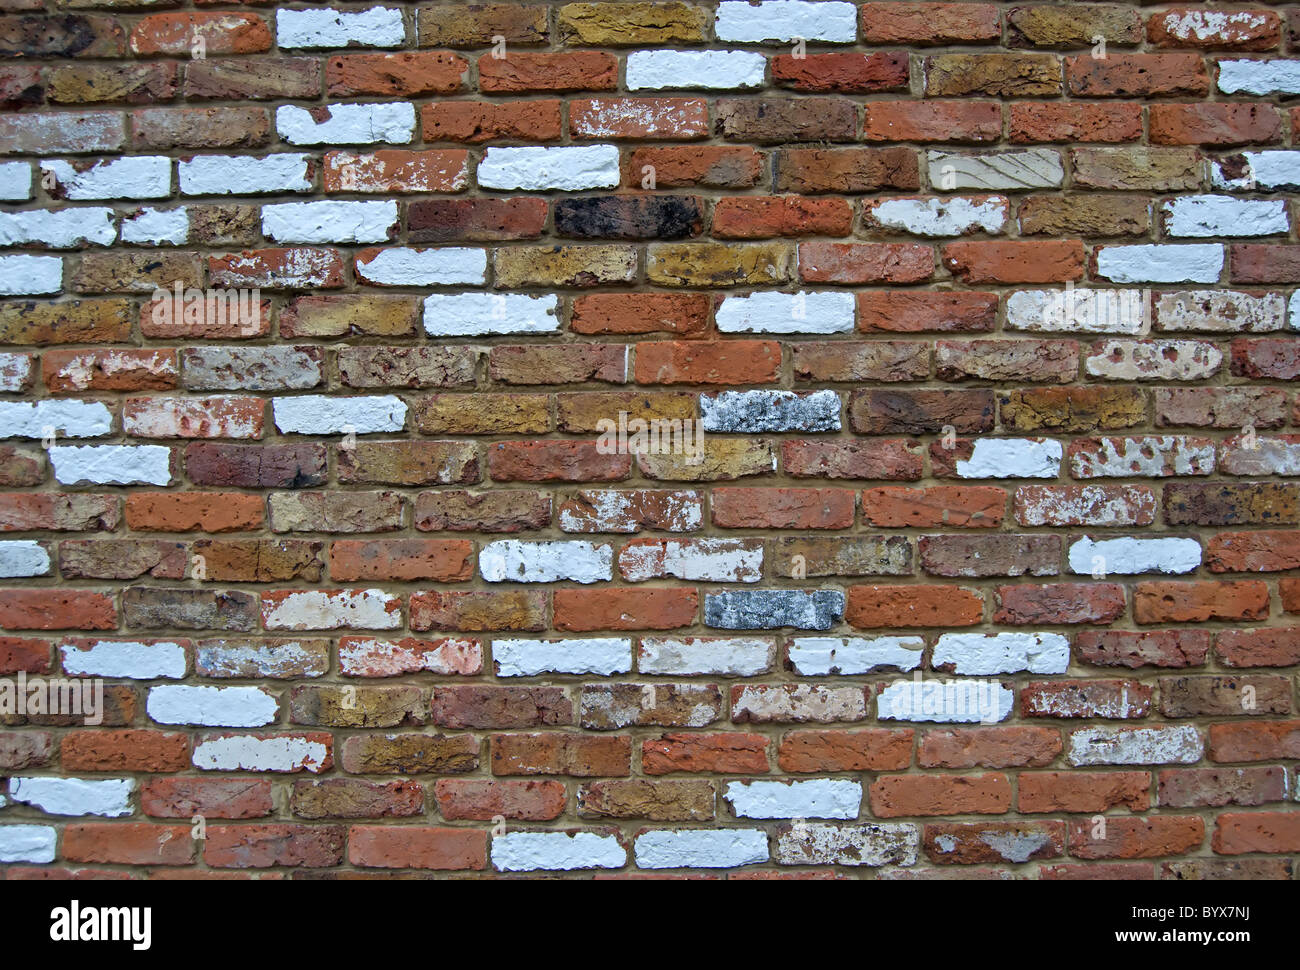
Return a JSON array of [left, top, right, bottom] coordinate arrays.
[[0, 0, 1297, 880]]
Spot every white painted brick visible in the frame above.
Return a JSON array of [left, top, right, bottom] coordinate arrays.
[[1163, 195, 1288, 237], [42, 157, 170, 200], [1212, 150, 1300, 191], [701, 389, 841, 432], [1218, 59, 1300, 95], [1071, 435, 1215, 478], [0, 207, 115, 248], [263, 589, 402, 631], [1068, 725, 1203, 766], [0, 399, 112, 439], [928, 149, 1063, 190], [50, 445, 171, 486], [634, 828, 769, 868], [1155, 290, 1285, 333], [715, 1, 857, 42], [1085, 339, 1222, 381], [1094, 244, 1224, 283], [1162, 10, 1273, 43], [356, 247, 486, 286], [866, 196, 1008, 237], [183, 346, 321, 391], [480, 540, 613, 584], [0, 352, 33, 392], [0, 825, 56, 863], [932, 632, 1071, 675], [492, 637, 631, 677], [262, 200, 397, 244], [179, 153, 313, 196], [0, 161, 32, 201], [196, 641, 329, 680], [276, 6, 404, 48], [956, 438, 1062, 479], [0, 254, 61, 295], [1015, 484, 1157, 527], [122, 207, 189, 246], [774, 822, 919, 867], [626, 50, 767, 90], [423, 293, 559, 336], [1293, 291, 1300, 331], [9, 777, 133, 817], [1005, 289, 1148, 334], [619, 538, 763, 583], [492, 831, 626, 872], [732, 684, 867, 722], [272, 395, 406, 434], [125, 396, 262, 439], [1220, 435, 1300, 475], [478, 145, 620, 191], [60, 639, 188, 679], [716, 290, 855, 334], [788, 636, 924, 675], [147, 685, 278, 727], [192, 733, 330, 772], [336, 637, 476, 677], [725, 779, 862, 819], [276, 102, 415, 145], [0, 540, 49, 578], [1068, 536, 1201, 575], [878, 678, 1015, 723], [559, 489, 703, 533], [638, 636, 775, 676]]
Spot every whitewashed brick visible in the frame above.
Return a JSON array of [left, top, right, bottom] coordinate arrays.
[[1085, 339, 1223, 381], [1220, 435, 1300, 476], [638, 636, 775, 676], [492, 637, 631, 677], [262, 200, 397, 244], [1068, 536, 1201, 575], [0, 352, 33, 391], [336, 637, 476, 677], [1071, 435, 1215, 478], [9, 777, 133, 817], [774, 822, 919, 867], [1154, 290, 1285, 333], [1005, 289, 1148, 334], [179, 153, 313, 196], [480, 540, 613, 584], [356, 247, 485, 286], [725, 779, 862, 819], [0, 254, 62, 295], [276, 6, 404, 48], [276, 102, 415, 145], [0, 825, 56, 863], [125, 396, 262, 439], [122, 207, 189, 246], [60, 639, 188, 679], [732, 684, 867, 722], [1218, 59, 1300, 95], [1094, 244, 1224, 283], [634, 829, 768, 868], [42, 157, 170, 200], [423, 293, 559, 336], [0, 208, 115, 248], [701, 389, 841, 432], [493, 832, 626, 872], [50, 445, 171, 486], [1015, 484, 1157, 527], [559, 489, 703, 533], [0, 399, 111, 439], [1212, 150, 1300, 191], [715, 1, 857, 42], [878, 678, 1015, 723], [956, 438, 1062, 479], [0, 161, 32, 201], [478, 145, 620, 191], [866, 196, 1008, 237], [183, 346, 321, 391], [1068, 725, 1203, 766], [932, 632, 1070, 675], [626, 50, 767, 90], [0, 540, 49, 578], [619, 538, 763, 583], [927, 149, 1063, 190], [147, 685, 278, 727], [192, 733, 330, 772], [1163, 195, 1288, 237], [788, 636, 924, 675], [272, 395, 405, 434], [262, 589, 402, 631], [716, 291, 855, 334]]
